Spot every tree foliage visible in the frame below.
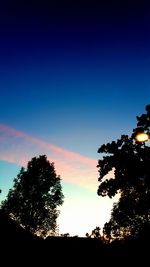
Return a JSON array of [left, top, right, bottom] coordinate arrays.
[[91, 226, 101, 238], [85, 226, 101, 239], [1, 155, 64, 237], [97, 104, 150, 239]]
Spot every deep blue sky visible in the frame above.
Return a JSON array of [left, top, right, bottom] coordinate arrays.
[[0, 0, 150, 236]]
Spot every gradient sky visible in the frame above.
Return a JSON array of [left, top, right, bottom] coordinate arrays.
[[0, 0, 150, 236]]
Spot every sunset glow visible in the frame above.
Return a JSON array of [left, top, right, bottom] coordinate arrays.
[[0, 1, 150, 236]]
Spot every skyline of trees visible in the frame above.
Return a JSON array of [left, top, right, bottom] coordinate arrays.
[[0, 104, 150, 240], [1, 155, 64, 237], [97, 104, 150, 240]]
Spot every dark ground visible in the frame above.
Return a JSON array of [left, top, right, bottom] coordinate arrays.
[[0, 211, 149, 266]]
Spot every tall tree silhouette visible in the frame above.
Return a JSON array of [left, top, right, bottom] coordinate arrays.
[[1, 155, 64, 237], [97, 104, 150, 239]]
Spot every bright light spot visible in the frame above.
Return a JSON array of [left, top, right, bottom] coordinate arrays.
[[135, 133, 149, 142]]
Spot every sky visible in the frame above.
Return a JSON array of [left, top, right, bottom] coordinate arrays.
[[0, 0, 150, 236]]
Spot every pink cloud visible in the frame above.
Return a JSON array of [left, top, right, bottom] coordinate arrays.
[[0, 123, 113, 190], [0, 124, 95, 165]]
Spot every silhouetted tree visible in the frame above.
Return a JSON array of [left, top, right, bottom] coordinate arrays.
[[97, 104, 150, 239], [91, 226, 101, 238], [1, 155, 64, 237], [61, 233, 70, 237], [86, 226, 101, 239], [102, 222, 112, 242], [85, 232, 91, 238]]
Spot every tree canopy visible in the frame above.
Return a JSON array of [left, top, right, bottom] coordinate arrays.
[[97, 104, 150, 239], [1, 155, 64, 237]]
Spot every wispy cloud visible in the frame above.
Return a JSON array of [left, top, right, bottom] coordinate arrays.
[[0, 123, 113, 191]]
